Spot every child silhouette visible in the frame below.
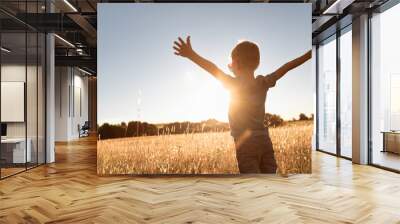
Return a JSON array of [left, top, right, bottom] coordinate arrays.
[[173, 36, 311, 174]]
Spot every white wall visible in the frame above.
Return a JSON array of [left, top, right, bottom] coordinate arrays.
[[1, 65, 27, 143], [1, 65, 36, 136], [55, 67, 69, 141], [72, 72, 89, 138], [55, 67, 89, 141]]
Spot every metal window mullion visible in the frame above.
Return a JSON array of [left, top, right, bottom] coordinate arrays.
[[316, 44, 320, 150], [25, 0, 27, 170], [367, 11, 373, 165], [336, 30, 341, 157], [44, 36, 47, 162], [44, 15, 47, 164], [44, 0, 48, 165], [36, 0, 39, 167]]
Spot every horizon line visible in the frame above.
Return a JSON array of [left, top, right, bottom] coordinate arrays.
[[98, 114, 314, 126]]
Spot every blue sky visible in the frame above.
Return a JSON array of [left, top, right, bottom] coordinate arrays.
[[98, 3, 312, 124]]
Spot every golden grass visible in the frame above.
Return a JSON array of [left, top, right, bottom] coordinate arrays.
[[97, 121, 313, 175]]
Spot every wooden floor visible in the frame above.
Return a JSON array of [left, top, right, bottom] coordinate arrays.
[[0, 167, 26, 178], [1, 137, 400, 223], [372, 151, 400, 171]]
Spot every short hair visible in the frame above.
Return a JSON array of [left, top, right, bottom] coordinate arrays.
[[231, 41, 260, 71]]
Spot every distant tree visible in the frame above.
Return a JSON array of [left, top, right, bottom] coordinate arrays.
[[299, 113, 309, 121], [264, 113, 284, 127], [146, 123, 158, 136], [98, 123, 110, 140], [98, 123, 126, 140], [121, 122, 127, 137], [99, 119, 231, 139]]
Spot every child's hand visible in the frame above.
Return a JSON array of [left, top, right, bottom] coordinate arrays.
[[172, 35, 233, 84], [173, 36, 194, 58]]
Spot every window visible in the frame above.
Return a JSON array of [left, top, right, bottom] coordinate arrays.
[[317, 35, 337, 154], [371, 3, 400, 171], [390, 74, 400, 131], [339, 26, 352, 158]]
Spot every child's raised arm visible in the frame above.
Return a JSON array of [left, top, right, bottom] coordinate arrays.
[[173, 36, 234, 87], [264, 50, 312, 85]]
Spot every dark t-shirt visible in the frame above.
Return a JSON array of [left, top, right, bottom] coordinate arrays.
[[224, 74, 277, 139]]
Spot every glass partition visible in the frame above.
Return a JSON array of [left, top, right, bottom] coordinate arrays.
[[371, 3, 400, 171], [0, 1, 46, 179], [0, 31, 28, 177], [317, 35, 337, 154]]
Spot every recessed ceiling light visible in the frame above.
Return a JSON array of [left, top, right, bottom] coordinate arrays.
[[63, 0, 78, 12], [323, 0, 354, 15], [1, 47, 11, 53], [78, 67, 93, 76], [54, 34, 75, 48]]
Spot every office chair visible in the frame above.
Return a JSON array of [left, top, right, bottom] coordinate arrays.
[[79, 121, 90, 138]]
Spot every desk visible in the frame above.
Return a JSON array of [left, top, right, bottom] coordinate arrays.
[[381, 131, 400, 154], [1, 138, 31, 163]]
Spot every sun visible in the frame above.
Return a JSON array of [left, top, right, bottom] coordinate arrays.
[[183, 70, 230, 122]]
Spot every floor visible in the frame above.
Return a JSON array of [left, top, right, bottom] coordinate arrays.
[[1, 163, 44, 178], [0, 167, 26, 178], [372, 150, 400, 171], [0, 137, 400, 223]]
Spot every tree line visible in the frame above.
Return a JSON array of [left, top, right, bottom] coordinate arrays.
[[98, 113, 313, 140]]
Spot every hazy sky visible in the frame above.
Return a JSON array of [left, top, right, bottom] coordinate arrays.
[[98, 3, 312, 124]]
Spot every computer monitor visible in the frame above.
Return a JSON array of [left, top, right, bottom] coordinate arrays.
[[1, 123, 7, 137]]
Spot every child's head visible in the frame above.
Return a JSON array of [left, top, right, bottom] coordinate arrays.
[[229, 40, 260, 77]]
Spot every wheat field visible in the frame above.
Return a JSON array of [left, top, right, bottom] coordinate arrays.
[[97, 121, 313, 175]]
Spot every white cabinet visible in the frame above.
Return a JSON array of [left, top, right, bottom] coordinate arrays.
[[1, 138, 32, 163]]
